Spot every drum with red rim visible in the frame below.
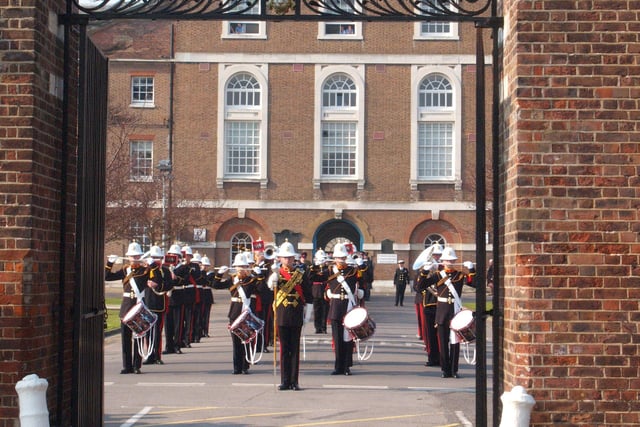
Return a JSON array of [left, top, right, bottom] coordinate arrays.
[[450, 309, 476, 343], [123, 302, 157, 337], [343, 307, 376, 341], [229, 309, 264, 344]]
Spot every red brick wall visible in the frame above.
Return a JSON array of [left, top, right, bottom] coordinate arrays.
[[501, 2, 640, 425], [0, 1, 77, 425]]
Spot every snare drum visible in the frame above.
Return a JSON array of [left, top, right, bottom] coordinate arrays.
[[229, 310, 265, 344], [450, 309, 476, 343], [123, 302, 157, 337], [343, 307, 376, 341]]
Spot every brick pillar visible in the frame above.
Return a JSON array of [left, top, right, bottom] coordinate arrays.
[[0, 1, 77, 426], [501, 2, 640, 426]]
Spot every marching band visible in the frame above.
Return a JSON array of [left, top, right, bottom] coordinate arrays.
[[106, 239, 476, 385]]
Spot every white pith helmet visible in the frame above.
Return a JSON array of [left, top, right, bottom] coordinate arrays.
[[431, 242, 443, 255], [168, 244, 182, 256], [125, 241, 144, 256], [149, 245, 164, 258], [232, 252, 249, 267], [192, 252, 202, 263], [201, 255, 211, 266], [332, 243, 349, 258], [440, 247, 458, 261], [244, 250, 255, 264], [181, 245, 193, 256], [314, 249, 326, 264], [277, 240, 297, 258]]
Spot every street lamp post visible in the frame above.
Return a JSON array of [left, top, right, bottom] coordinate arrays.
[[157, 159, 173, 250]]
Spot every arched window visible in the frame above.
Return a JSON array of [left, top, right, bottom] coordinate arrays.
[[410, 66, 462, 189], [314, 66, 365, 189], [217, 65, 269, 188], [424, 233, 446, 248], [231, 232, 253, 264]]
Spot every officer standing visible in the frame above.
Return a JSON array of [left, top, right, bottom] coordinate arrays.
[[393, 260, 410, 306]]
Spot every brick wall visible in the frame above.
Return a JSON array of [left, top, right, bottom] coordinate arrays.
[[501, 2, 640, 425], [0, 1, 76, 425]]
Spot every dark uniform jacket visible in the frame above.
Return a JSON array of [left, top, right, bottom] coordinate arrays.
[[421, 268, 476, 325], [308, 264, 329, 300], [414, 268, 439, 309], [105, 262, 150, 319], [393, 267, 410, 287], [326, 264, 360, 321], [213, 273, 263, 323], [272, 265, 312, 327], [145, 262, 175, 313], [174, 261, 206, 304]]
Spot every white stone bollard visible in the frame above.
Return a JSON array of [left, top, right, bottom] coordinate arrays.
[[15, 374, 50, 427], [500, 385, 536, 427]]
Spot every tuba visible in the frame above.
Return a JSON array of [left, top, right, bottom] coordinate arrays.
[[264, 245, 277, 260], [412, 246, 435, 271]]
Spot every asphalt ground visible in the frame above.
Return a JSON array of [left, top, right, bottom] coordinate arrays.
[[104, 286, 492, 426]]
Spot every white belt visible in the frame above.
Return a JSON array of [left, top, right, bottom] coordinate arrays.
[[173, 286, 185, 290], [231, 297, 243, 303], [185, 284, 195, 288], [438, 297, 453, 304], [123, 292, 135, 298], [329, 294, 346, 300]]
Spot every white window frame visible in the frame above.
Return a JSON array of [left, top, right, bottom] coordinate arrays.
[[130, 221, 151, 251], [413, 5, 459, 40], [318, 0, 362, 40], [130, 76, 155, 108], [217, 64, 269, 188], [129, 139, 153, 182], [222, 2, 266, 39], [410, 65, 462, 190], [314, 65, 365, 189]]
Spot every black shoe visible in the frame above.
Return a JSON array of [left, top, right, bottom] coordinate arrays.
[[162, 350, 175, 355], [134, 368, 142, 374], [425, 361, 439, 367], [232, 370, 242, 375], [441, 372, 452, 378], [120, 368, 133, 374], [395, 304, 398, 306], [278, 384, 290, 390], [331, 370, 343, 375], [262, 348, 270, 353], [156, 359, 164, 365], [344, 369, 352, 376], [290, 384, 301, 391], [242, 370, 250, 375], [453, 373, 460, 378], [142, 359, 156, 365], [175, 348, 182, 354]]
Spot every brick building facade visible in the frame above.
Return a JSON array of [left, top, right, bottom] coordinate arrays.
[[92, 18, 491, 283], [1, 1, 639, 426]]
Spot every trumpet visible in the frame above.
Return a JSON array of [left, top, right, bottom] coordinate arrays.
[[264, 245, 277, 260]]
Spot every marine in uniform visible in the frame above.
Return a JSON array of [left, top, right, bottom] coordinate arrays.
[[105, 241, 154, 374], [163, 244, 184, 354], [252, 240, 276, 353], [199, 255, 215, 338], [413, 243, 443, 367], [420, 247, 475, 378], [325, 243, 360, 376], [173, 245, 202, 348], [268, 241, 312, 390], [309, 249, 329, 334], [143, 245, 176, 365], [213, 252, 264, 375]]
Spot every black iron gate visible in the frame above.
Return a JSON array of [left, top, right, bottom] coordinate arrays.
[[62, 0, 502, 425], [70, 27, 109, 427]]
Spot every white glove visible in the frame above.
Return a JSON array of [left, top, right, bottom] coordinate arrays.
[[356, 289, 364, 299], [253, 266, 262, 275], [463, 261, 474, 270], [142, 257, 155, 266], [356, 258, 364, 266], [271, 262, 280, 272], [422, 262, 437, 272], [107, 254, 118, 264], [218, 266, 229, 275]]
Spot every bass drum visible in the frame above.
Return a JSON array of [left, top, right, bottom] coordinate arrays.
[[450, 309, 476, 343], [123, 302, 157, 337], [229, 309, 265, 344], [343, 307, 376, 341]]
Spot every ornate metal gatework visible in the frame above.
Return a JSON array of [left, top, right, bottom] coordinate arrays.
[[68, 0, 497, 22]]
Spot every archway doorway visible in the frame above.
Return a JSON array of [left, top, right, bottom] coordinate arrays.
[[314, 219, 362, 253]]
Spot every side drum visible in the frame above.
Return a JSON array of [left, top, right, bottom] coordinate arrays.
[[343, 307, 376, 341], [123, 302, 158, 337], [450, 309, 476, 343], [229, 309, 265, 344]]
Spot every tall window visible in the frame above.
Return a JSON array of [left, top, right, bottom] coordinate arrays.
[[130, 140, 153, 181], [131, 76, 154, 106], [410, 67, 462, 189], [231, 232, 253, 264], [314, 67, 365, 189], [217, 65, 269, 188], [130, 221, 151, 251]]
